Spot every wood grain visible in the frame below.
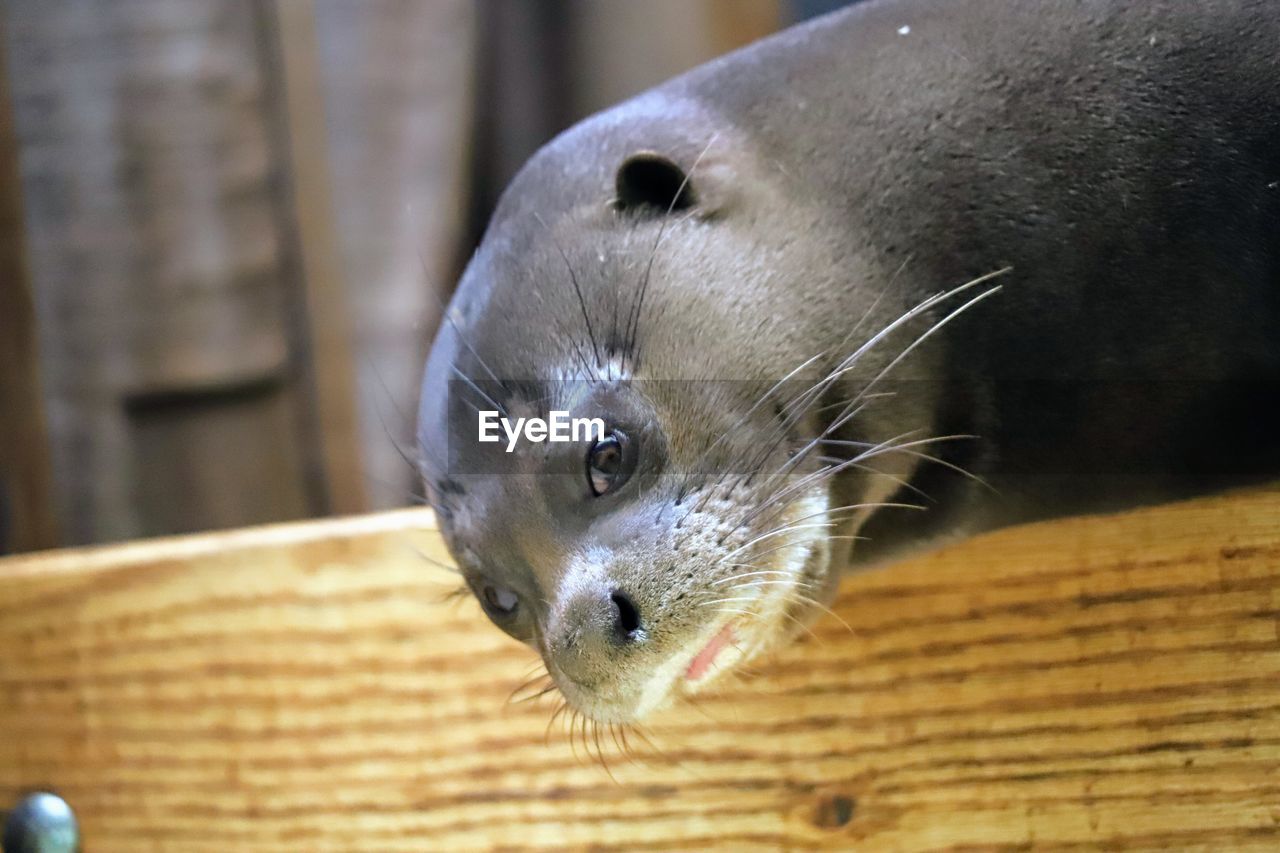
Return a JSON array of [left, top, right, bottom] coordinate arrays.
[[1, 489, 1278, 851]]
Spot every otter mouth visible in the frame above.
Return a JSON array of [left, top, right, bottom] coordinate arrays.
[[678, 528, 834, 689], [545, 532, 833, 723], [684, 620, 738, 682]]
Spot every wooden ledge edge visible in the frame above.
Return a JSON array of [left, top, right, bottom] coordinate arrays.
[[0, 507, 440, 579]]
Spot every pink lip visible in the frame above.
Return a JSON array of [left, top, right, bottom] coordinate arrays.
[[685, 622, 737, 682]]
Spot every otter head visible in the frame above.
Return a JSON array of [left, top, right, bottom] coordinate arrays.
[[417, 95, 937, 723]]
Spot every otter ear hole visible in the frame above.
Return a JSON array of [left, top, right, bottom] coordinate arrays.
[[614, 152, 696, 215]]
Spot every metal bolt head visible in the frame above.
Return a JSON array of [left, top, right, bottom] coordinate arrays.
[[3, 792, 79, 853]]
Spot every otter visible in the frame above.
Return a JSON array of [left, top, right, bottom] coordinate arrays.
[[416, 0, 1280, 724]]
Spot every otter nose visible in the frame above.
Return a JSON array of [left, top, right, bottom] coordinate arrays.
[[549, 588, 646, 687], [608, 590, 644, 644], [561, 588, 644, 646]]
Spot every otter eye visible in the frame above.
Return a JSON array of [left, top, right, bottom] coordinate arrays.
[[481, 584, 519, 618], [588, 431, 627, 496]]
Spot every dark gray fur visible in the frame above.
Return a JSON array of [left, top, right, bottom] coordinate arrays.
[[418, 0, 1280, 722]]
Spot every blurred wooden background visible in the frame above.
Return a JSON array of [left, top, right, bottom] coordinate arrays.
[[1, 488, 1276, 849], [0, 0, 793, 553]]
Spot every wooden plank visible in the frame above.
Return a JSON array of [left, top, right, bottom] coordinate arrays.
[[261, 0, 367, 517], [7, 0, 315, 544], [311, 0, 475, 510], [1, 490, 1278, 850], [0, 7, 59, 553], [125, 381, 313, 538]]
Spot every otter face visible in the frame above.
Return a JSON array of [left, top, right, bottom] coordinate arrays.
[[420, 366, 842, 724], [417, 108, 922, 723]]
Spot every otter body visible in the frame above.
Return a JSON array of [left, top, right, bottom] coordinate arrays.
[[419, 0, 1280, 722]]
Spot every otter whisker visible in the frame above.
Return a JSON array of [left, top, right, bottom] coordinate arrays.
[[545, 699, 569, 745], [723, 631, 767, 674], [749, 467, 926, 541], [716, 520, 838, 565], [619, 723, 642, 765], [362, 472, 431, 507], [824, 434, 997, 492], [737, 498, 913, 549], [403, 543, 461, 575], [815, 269, 1010, 403], [801, 279, 1004, 462], [712, 605, 820, 643], [607, 722, 626, 760], [577, 712, 590, 765], [626, 724, 665, 765], [436, 584, 471, 605], [507, 663, 557, 704], [677, 692, 721, 723], [589, 718, 603, 771], [699, 595, 764, 608], [814, 456, 935, 503], [507, 670, 552, 704], [735, 270, 1009, 507], [711, 569, 794, 586], [756, 408, 921, 504], [364, 353, 437, 491], [585, 715, 606, 774], [720, 533, 867, 572], [768, 254, 918, 428], [577, 713, 589, 762], [708, 606, 762, 623], [591, 719, 619, 781], [450, 365, 507, 417], [847, 434, 980, 469], [632, 206, 707, 365], [684, 351, 828, 507], [845, 277, 1007, 414], [512, 658, 545, 682], [732, 414, 921, 540], [749, 401, 876, 491], [787, 591, 854, 634], [544, 307, 599, 380], [567, 708, 584, 763], [613, 722, 645, 767], [685, 374, 826, 513], [739, 270, 1006, 485], [511, 683, 559, 705], [419, 252, 508, 391], [534, 211, 603, 370], [742, 448, 928, 538], [617, 724, 634, 762], [625, 133, 720, 367], [775, 607, 824, 642], [742, 430, 931, 535], [731, 578, 818, 593], [811, 390, 896, 415], [841, 443, 992, 489]]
